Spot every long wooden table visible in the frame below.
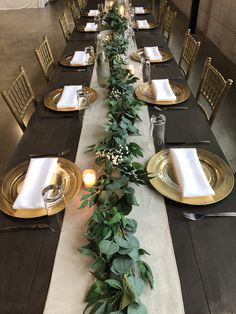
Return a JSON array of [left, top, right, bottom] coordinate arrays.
[[0, 1, 236, 313]]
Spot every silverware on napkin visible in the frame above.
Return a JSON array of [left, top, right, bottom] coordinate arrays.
[[183, 211, 236, 221], [0, 224, 55, 232], [165, 140, 210, 146], [29, 148, 70, 158]]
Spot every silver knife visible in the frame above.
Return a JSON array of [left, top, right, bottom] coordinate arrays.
[[165, 140, 210, 146], [29, 148, 70, 158], [0, 224, 54, 232]]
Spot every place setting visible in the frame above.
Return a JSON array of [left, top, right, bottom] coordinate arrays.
[[59, 46, 95, 68], [76, 21, 101, 32], [131, 45, 173, 63], [134, 6, 152, 15], [44, 84, 97, 112], [135, 78, 190, 105], [147, 147, 235, 205], [134, 19, 158, 30], [0, 156, 82, 219]]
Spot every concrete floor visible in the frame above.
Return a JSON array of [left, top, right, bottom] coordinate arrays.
[[0, 0, 235, 174]]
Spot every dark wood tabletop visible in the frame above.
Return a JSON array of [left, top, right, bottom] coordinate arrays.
[[0, 1, 236, 313]]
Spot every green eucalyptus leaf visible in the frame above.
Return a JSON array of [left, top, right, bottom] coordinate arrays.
[[112, 256, 133, 274], [105, 279, 123, 290], [127, 276, 145, 298], [99, 240, 119, 255], [127, 303, 148, 314], [128, 248, 140, 262], [114, 235, 130, 248]]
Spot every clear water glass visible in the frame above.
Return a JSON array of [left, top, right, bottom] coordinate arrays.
[[144, 56, 151, 82], [76, 87, 90, 109], [149, 114, 166, 151], [85, 46, 95, 63], [98, 3, 104, 15], [42, 173, 65, 216]]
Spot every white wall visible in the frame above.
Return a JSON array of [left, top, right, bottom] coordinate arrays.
[[171, 0, 236, 64]]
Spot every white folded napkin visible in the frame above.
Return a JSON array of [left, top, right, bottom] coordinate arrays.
[[151, 79, 176, 101], [88, 9, 99, 16], [57, 85, 82, 108], [169, 148, 215, 197], [144, 46, 162, 61], [13, 158, 58, 209], [84, 22, 97, 31], [135, 7, 145, 14], [137, 20, 149, 29], [70, 51, 86, 65]]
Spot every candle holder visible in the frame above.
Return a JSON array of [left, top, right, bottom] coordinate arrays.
[[82, 169, 96, 188]]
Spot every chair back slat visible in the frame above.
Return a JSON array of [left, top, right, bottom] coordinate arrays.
[[35, 35, 55, 80], [59, 11, 71, 42], [162, 6, 177, 43], [196, 57, 233, 126], [159, 0, 167, 29], [70, 1, 80, 26], [179, 29, 201, 79], [1, 66, 36, 131]]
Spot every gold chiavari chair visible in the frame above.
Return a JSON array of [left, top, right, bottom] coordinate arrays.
[[158, 0, 168, 29], [35, 35, 55, 81], [162, 6, 177, 43], [179, 29, 201, 80], [70, 1, 80, 26], [1, 66, 37, 132], [196, 57, 233, 126], [59, 11, 71, 42]]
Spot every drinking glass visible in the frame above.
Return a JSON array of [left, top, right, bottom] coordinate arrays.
[[94, 14, 101, 28], [98, 3, 104, 15], [149, 114, 166, 151], [85, 46, 95, 63], [42, 173, 65, 216], [144, 56, 151, 82], [76, 87, 90, 109]]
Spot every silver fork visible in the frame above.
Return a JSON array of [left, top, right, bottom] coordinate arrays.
[[154, 106, 188, 111], [183, 211, 236, 221]]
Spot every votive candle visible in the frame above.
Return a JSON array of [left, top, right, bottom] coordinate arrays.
[[128, 64, 135, 75], [83, 169, 96, 188]]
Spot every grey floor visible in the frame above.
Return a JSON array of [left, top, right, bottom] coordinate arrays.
[[0, 0, 235, 175]]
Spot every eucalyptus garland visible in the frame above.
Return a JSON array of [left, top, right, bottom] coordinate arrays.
[[79, 3, 154, 313]]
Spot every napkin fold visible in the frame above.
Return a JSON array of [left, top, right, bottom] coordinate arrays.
[[169, 148, 215, 197], [137, 20, 149, 29], [84, 22, 97, 31], [144, 46, 162, 61], [88, 9, 99, 16], [151, 79, 176, 101], [57, 85, 82, 108], [13, 158, 58, 209], [135, 7, 145, 14], [70, 51, 86, 65]]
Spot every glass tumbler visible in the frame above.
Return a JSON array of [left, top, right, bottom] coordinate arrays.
[[150, 114, 166, 151], [42, 173, 65, 216], [85, 46, 95, 63], [76, 87, 90, 109]]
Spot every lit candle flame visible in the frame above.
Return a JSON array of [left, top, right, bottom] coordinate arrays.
[[82, 169, 96, 188]]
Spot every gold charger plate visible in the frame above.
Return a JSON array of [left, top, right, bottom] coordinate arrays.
[[0, 158, 82, 218], [131, 48, 173, 63], [59, 52, 95, 67], [44, 87, 97, 112], [147, 148, 234, 205], [76, 24, 101, 32], [135, 80, 190, 105], [135, 22, 158, 30]]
